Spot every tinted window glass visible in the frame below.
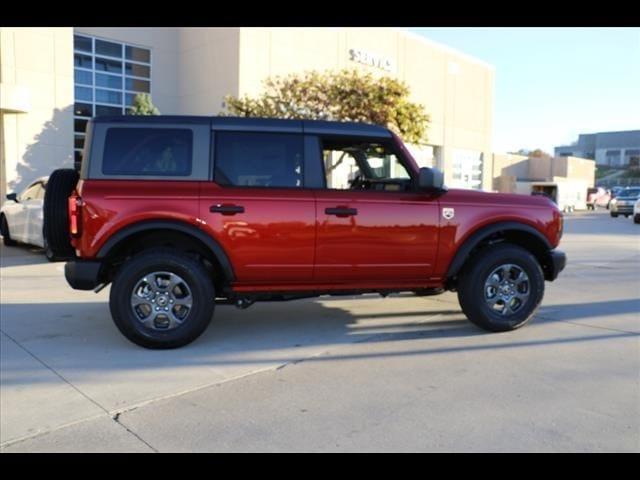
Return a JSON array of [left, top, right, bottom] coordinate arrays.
[[96, 89, 122, 105], [125, 62, 150, 78], [96, 73, 122, 89], [95, 57, 122, 73], [74, 35, 92, 53], [74, 102, 92, 117], [125, 78, 150, 93], [74, 118, 89, 134], [95, 40, 122, 58], [74, 69, 92, 85], [95, 105, 122, 116], [103, 128, 193, 176], [75, 86, 92, 102], [215, 132, 304, 188], [125, 46, 151, 63], [74, 53, 92, 69]]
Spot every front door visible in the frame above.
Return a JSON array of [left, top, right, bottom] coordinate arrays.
[[313, 136, 440, 283], [200, 130, 316, 286]]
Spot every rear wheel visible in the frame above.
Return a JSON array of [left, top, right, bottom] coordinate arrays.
[[611, 212, 618, 218], [634, 214, 640, 224], [1, 214, 18, 246], [43, 168, 79, 261], [109, 249, 215, 349], [457, 243, 545, 332]]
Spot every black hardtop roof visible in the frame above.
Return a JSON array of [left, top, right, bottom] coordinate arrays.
[[91, 115, 392, 137]]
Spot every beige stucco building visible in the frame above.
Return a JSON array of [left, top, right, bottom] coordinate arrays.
[[1, 27, 495, 200], [492, 152, 596, 210]]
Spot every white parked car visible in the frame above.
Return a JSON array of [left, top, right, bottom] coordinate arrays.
[[634, 198, 640, 224], [0, 177, 48, 249]]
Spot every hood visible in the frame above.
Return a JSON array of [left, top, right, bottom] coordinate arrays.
[[442, 188, 557, 208]]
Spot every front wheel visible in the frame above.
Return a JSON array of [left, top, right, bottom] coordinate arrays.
[[457, 243, 545, 332], [634, 215, 640, 224], [109, 249, 215, 349], [611, 212, 618, 218]]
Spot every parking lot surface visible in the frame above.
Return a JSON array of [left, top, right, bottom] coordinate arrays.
[[1, 209, 639, 452]]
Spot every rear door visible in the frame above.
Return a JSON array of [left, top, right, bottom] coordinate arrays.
[[199, 127, 317, 286], [311, 135, 440, 283]]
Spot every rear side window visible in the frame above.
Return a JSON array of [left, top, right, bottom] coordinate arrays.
[[102, 128, 193, 176], [215, 132, 303, 188]]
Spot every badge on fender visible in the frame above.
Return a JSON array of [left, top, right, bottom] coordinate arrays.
[[442, 208, 455, 220]]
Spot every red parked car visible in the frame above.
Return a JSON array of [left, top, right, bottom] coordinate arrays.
[[43, 116, 566, 349]]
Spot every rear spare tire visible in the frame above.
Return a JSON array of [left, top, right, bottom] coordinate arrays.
[[43, 168, 79, 260]]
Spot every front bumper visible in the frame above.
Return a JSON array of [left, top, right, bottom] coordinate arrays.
[[611, 203, 634, 214], [65, 260, 102, 290], [545, 249, 567, 281]]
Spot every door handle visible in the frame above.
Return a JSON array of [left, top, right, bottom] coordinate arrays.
[[210, 204, 245, 215], [325, 207, 358, 217]]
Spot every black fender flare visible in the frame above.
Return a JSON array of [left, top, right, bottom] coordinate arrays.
[[445, 221, 552, 281], [97, 220, 235, 282]]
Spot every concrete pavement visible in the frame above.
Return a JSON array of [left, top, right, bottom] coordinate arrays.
[[1, 209, 639, 452]]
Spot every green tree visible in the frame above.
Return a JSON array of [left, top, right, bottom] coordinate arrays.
[[529, 148, 551, 158], [222, 69, 430, 144], [128, 93, 160, 115]]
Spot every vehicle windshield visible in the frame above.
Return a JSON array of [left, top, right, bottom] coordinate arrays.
[[619, 188, 640, 197]]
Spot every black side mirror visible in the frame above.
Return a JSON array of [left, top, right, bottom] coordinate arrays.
[[418, 167, 445, 191], [6, 193, 18, 202]]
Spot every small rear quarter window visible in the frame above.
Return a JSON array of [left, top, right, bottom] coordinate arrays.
[[102, 128, 193, 176]]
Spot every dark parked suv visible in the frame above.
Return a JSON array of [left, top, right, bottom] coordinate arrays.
[[43, 116, 566, 349]]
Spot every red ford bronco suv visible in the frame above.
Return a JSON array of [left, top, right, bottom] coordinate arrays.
[[43, 116, 566, 349]]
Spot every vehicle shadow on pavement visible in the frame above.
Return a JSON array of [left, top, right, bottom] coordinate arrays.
[[0, 243, 48, 268], [0, 297, 474, 385], [1, 294, 638, 389], [537, 298, 640, 323]]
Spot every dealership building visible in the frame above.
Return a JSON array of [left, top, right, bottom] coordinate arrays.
[[1, 27, 495, 200]]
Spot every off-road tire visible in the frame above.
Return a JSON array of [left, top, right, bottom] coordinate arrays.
[[1, 214, 18, 246], [43, 169, 79, 260], [109, 249, 215, 349], [457, 243, 545, 332]]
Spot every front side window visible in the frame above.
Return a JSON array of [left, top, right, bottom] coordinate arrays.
[[322, 138, 411, 192], [215, 132, 304, 188], [102, 128, 192, 176]]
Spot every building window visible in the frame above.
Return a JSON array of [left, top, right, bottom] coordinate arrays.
[[73, 34, 152, 164], [624, 149, 640, 167], [605, 149, 621, 166], [451, 149, 483, 190]]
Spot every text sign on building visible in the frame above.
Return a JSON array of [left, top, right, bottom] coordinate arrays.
[[349, 49, 394, 72]]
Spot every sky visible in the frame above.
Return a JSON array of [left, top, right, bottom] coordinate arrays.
[[409, 27, 640, 154]]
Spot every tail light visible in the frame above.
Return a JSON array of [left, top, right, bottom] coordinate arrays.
[[68, 194, 83, 237]]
